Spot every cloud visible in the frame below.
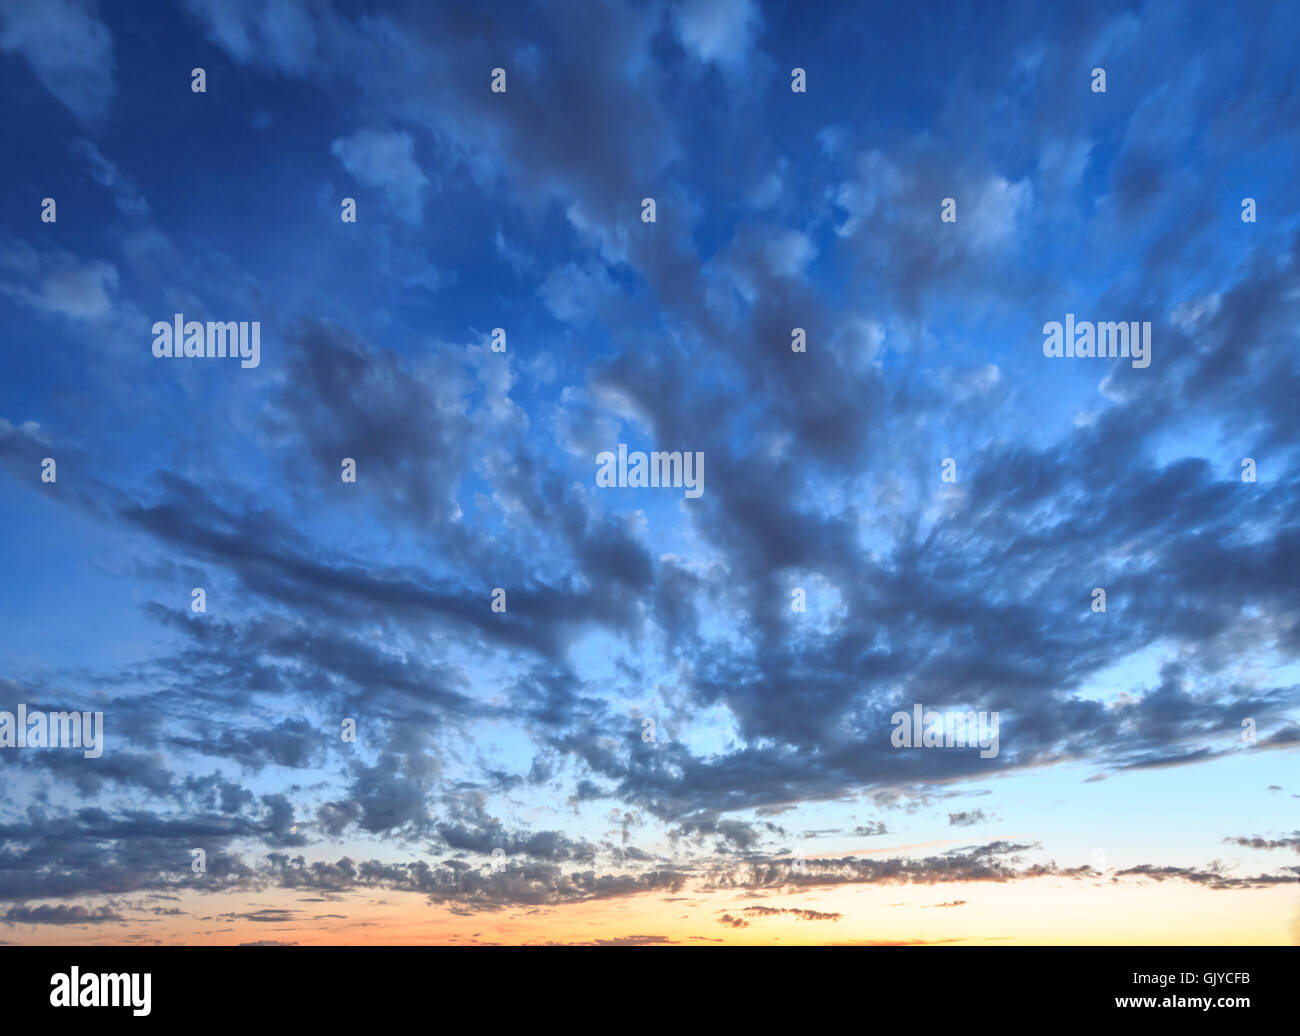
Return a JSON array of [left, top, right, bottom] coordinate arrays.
[[69, 138, 149, 216], [742, 906, 841, 921], [331, 128, 429, 225], [184, 0, 320, 73], [0, 0, 115, 120], [2, 903, 124, 925], [0, 246, 119, 322], [541, 262, 617, 325], [949, 811, 991, 827], [1224, 833, 1300, 854], [673, 0, 761, 70]]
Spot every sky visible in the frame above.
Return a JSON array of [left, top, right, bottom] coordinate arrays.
[[0, 0, 1298, 946]]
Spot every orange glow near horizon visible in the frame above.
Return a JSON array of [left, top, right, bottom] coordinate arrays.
[[13, 879, 1297, 947]]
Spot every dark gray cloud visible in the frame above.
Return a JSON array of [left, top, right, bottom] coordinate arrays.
[[948, 811, 991, 827], [2, 904, 124, 925]]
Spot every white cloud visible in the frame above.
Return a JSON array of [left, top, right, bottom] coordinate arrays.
[[0, 242, 121, 323], [967, 175, 1032, 253], [833, 317, 885, 372], [331, 128, 429, 225], [833, 150, 906, 237], [0, 0, 115, 121], [1171, 293, 1222, 332], [673, 0, 760, 69], [1038, 136, 1092, 198], [184, 0, 319, 73], [34, 261, 119, 321], [3, 256, 119, 323], [70, 138, 149, 216], [762, 229, 814, 279], [540, 262, 616, 324]]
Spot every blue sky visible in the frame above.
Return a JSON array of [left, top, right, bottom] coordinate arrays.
[[0, 0, 1297, 944]]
